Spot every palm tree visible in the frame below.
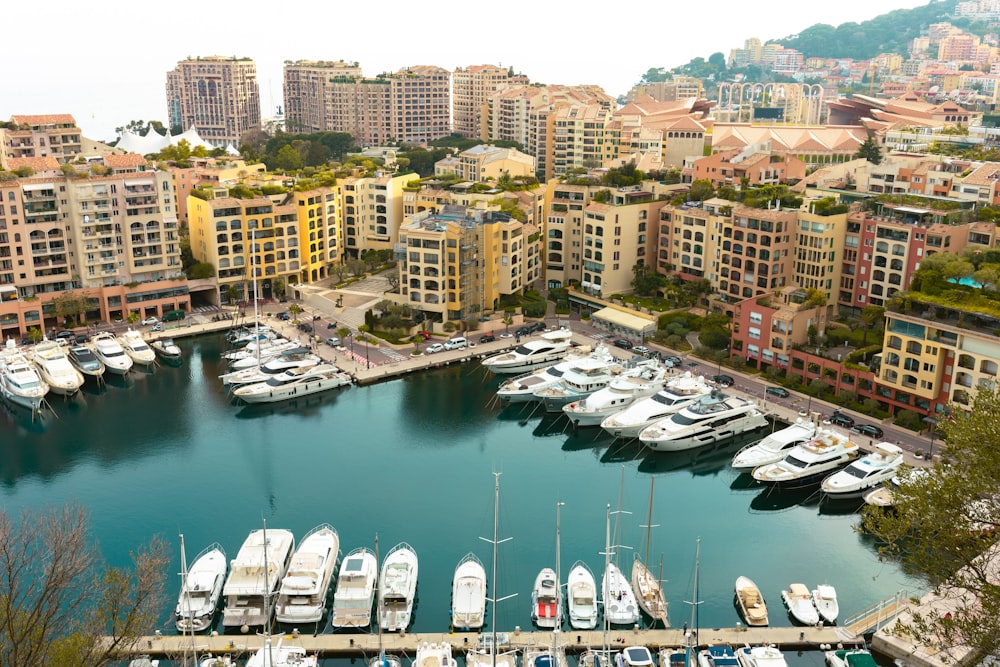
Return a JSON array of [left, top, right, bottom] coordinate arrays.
[[860, 305, 885, 345]]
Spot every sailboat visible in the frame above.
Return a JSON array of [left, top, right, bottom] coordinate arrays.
[[579, 504, 615, 667], [659, 540, 701, 667], [631, 478, 669, 627], [524, 500, 568, 667], [604, 472, 639, 626], [369, 535, 402, 667], [467, 472, 518, 667]]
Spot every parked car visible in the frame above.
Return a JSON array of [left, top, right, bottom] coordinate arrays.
[[711, 374, 735, 387], [663, 355, 682, 367], [444, 337, 468, 350], [829, 413, 855, 428], [425, 343, 444, 354], [765, 386, 790, 398], [55, 330, 76, 341], [632, 345, 650, 355], [325, 336, 341, 347], [417, 330, 431, 340], [141, 316, 159, 326], [855, 424, 884, 438], [151, 322, 164, 332], [515, 326, 531, 337], [479, 333, 496, 343], [527, 321, 547, 333], [298, 323, 314, 333], [163, 309, 185, 322], [613, 339, 633, 350], [277, 312, 291, 321]]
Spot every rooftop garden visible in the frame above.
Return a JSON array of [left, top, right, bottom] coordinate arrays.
[[888, 249, 1000, 330]]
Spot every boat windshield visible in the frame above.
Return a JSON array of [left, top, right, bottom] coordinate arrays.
[[653, 393, 681, 406], [842, 465, 870, 479], [671, 412, 706, 426], [784, 455, 809, 468]]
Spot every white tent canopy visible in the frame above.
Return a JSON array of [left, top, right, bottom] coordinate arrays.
[[115, 126, 213, 154]]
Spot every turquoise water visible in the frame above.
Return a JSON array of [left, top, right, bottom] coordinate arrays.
[[0, 335, 917, 663]]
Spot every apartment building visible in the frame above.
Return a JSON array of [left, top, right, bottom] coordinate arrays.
[[792, 210, 847, 303], [731, 291, 828, 371], [719, 205, 796, 302], [341, 172, 411, 256], [166, 56, 261, 147], [690, 147, 807, 188], [293, 187, 342, 283], [656, 198, 731, 289], [0, 114, 83, 167], [0, 157, 187, 337], [434, 145, 535, 182], [395, 206, 536, 323], [172, 159, 267, 227], [452, 65, 530, 139], [282, 60, 364, 134], [625, 77, 705, 103], [551, 104, 616, 177]]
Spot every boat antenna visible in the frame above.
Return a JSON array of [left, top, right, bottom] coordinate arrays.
[[555, 500, 564, 630], [683, 538, 702, 665], [641, 477, 658, 570], [480, 472, 514, 667]]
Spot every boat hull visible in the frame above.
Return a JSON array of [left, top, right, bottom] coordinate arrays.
[[331, 548, 377, 629], [566, 563, 598, 630], [236, 373, 350, 404], [642, 413, 769, 452]]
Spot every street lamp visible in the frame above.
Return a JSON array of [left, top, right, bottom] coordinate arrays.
[[923, 415, 938, 460]]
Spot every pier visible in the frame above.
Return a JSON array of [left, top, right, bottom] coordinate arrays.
[[116, 626, 865, 659]]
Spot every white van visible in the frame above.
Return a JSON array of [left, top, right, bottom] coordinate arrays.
[[444, 336, 468, 350]]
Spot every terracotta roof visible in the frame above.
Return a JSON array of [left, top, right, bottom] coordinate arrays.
[[104, 153, 148, 169], [9, 114, 77, 126], [4, 156, 60, 172], [960, 162, 1000, 187]]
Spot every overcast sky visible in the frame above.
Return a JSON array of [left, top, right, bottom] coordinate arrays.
[[4, 0, 930, 142]]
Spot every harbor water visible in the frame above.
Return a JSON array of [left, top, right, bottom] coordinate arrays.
[[0, 334, 917, 664]]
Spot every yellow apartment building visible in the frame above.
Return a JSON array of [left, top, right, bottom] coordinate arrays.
[[792, 209, 847, 304], [340, 172, 411, 257], [434, 145, 535, 182]]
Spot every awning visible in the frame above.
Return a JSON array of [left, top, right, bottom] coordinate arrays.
[[591, 306, 656, 334]]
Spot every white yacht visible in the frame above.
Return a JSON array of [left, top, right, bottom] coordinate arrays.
[[563, 359, 667, 426], [496, 345, 607, 403], [812, 584, 839, 624], [67, 344, 105, 380], [524, 645, 568, 667], [330, 547, 378, 629], [862, 467, 927, 508], [175, 542, 227, 633], [825, 649, 875, 667], [781, 582, 819, 625], [820, 442, 905, 498], [151, 337, 182, 361], [91, 332, 134, 375], [451, 553, 487, 630], [534, 355, 624, 412], [752, 429, 861, 488], [379, 542, 418, 632], [29, 339, 84, 395], [0, 344, 49, 411], [531, 567, 560, 628], [119, 329, 156, 367], [731, 418, 818, 473], [227, 326, 275, 347], [274, 524, 340, 624], [603, 561, 639, 626], [566, 561, 598, 630], [232, 364, 351, 404], [616, 647, 655, 667], [221, 528, 295, 630], [736, 646, 787, 667], [600, 372, 713, 439], [221, 347, 321, 387], [482, 329, 574, 374], [414, 642, 457, 667], [227, 339, 300, 369], [244, 638, 318, 667], [639, 393, 768, 452]]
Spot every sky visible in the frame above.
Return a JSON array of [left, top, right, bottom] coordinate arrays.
[[3, 0, 932, 142]]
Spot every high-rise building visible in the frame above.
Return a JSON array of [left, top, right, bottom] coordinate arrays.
[[166, 56, 261, 147], [452, 64, 530, 139], [282, 60, 364, 134]]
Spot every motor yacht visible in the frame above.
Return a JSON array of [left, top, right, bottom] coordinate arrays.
[[496, 345, 605, 403], [812, 584, 839, 624], [119, 329, 156, 367], [232, 364, 351, 404], [414, 643, 457, 667], [639, 392, 768, 452], [563, 359, 667, 426], [752, 429, 860, 488], [736, 646, 787, 667], [600, 372, 713, 439], [734, 576, 768, 626], [452, 553, 487, 630], [151, 337, 182, 361], [531, 567, 560, 628], [67, 344, 105, 380], [603, 561, 639, 625], [91, 332, 134, 375], [699, 646, 740, 667], [534, 355, 625, 413], [221, 528, 295, 630], [227, 339, 299, 369], [820, 442, 905, 499], [862, 467, 927, 508], [379, 542, 418, 632], [566, 561, 598, 630], [482, 329, 573, 374], [825, 649, 876, 667], [730, 418, 818, 473], [616, 647, 655, 667], [29, 339, 84, 395], [523, 645, 568, 667], [781, 582, 819, 625], [274, 524, 340, 624], [331, 547, 378, 629], [244, 638, 318, 667], [227, 326, 275, 347], [175, 542, 227, 633], [0, 343, 49, 411], [220, 347, 320, 387]]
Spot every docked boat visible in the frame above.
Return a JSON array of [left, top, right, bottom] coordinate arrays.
[[330, 547, 378, 629], [28, 339, 84, 396], [563, 359, 667, 426], [221, 528, 295, 630], [531, 567, 560, 628], [0, 344, 49, 411], [811, 584, 838, 624], [825, 649, 877, 667], [496, 345, 605, 403], [220, 347, 320, 387], [752, 429, 860, 488], [781, 582, 819, 625], [603, 561, 639, 626], [227, 325, 275, 347], [482, 329, 574, 374], [379, 542, 418, 632], [227, 339, 299, 369], [730, 418, 818, 473], [274, 524, 340, 624], [639, 392, 768, 452], [698, 646, 740, 667], [820, 442, 905, 498], [91, 332, 134, 375], [414, 642, 457, 667], [151, 337, 182, 361], [600, 372, 714, 439], [67, 343, 105, 379], [566, 561, 598, 630], [616, 646, 655, 667], [244, 638, 318, 667], [736, 646, 787, 667], [232, 364, 351, 404], [862, 467, 926, 508], [175, 541, 227, 633], [119, 329, 156, 367], [734, 576, 768, 626], [535, 355, 625, 413], [451, 553, 487, 630], [632, 478, 668, 627], [524, 645, 568, 667]]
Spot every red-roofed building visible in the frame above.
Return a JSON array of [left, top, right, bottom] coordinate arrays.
[[0, 114, 82, 167]]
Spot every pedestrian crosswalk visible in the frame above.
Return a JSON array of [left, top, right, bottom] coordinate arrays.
[[382, 348, 407, 362]]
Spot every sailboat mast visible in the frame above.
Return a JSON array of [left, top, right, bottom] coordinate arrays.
[[376, 533, 384, 666], [644, 477, 654, 568], [555, 501, 564, 628], [491, 474, 500, 667], [602, 503, 611, 653], [179, 533, 197, 664]]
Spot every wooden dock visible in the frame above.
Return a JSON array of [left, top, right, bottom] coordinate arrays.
[[117, 626, 864, 659]]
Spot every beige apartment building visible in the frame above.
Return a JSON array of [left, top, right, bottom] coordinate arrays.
[[656, 199, 731, 289], [792, 209, 847, 304], [452, 65, 530, 139], [0, 114, 83, 167], [434, 145, 535, 182], [719, 205, 796, 302], [166, 56, 261, 147], [172, 159, 267, 227], [283, 60, 365, 134], [341, 172, 411, 257]]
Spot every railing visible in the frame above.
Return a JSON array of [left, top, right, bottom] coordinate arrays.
[[843, 589, 910, 637]]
